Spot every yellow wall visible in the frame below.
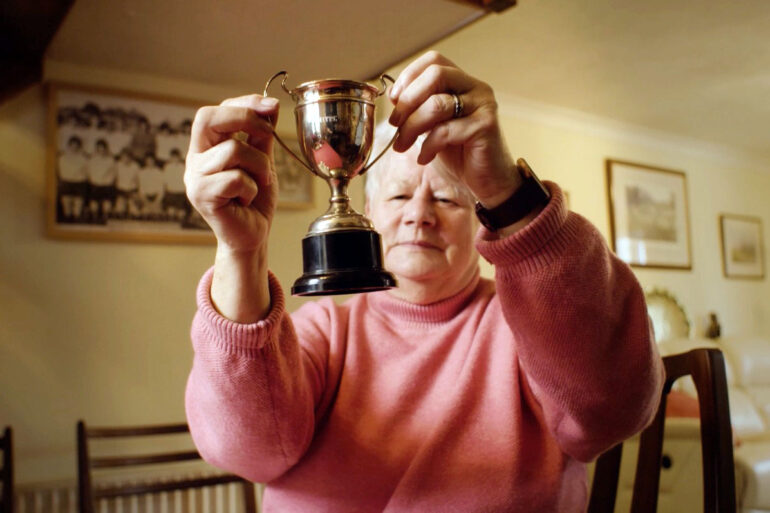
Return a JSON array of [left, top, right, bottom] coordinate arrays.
[[1, 58, 768, 486]]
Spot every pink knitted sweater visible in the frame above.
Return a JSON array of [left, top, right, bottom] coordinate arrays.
[[186, 185, 664, 512]]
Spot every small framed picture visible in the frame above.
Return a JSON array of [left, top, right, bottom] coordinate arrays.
[[606, 159, 692, 269], [47, 82, 213, 244], [273, 138, 314, 209], [720, 214, 764, 279]]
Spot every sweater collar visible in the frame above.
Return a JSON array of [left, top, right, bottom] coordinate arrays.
[[365, 268, 482, 324]]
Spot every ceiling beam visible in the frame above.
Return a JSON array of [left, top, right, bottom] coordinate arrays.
[[0, 0, 75, 103], [447, 0, 517, 13], [366, 0, 516, 80]]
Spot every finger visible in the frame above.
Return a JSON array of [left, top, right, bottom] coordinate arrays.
[[389, 50, 457, 101], [189, 103, 276, 154], [220, 94, 279, 119], [416, 116, 485, 166], [189, 99, 278, 155], [392, 92, 476, 153], [221, 94, 281, 138], [188, 138, 274, 188], [189, 169, 260, 211], [389, 65, 475, 128]]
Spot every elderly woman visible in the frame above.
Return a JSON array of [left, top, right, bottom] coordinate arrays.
[[184, 52, 663, 512]]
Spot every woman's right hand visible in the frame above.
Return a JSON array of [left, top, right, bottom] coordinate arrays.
[[185, 95, 280, 254]]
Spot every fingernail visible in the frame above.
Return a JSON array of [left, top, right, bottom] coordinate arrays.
[[392, 132, 404, 152], [389, 110, 401, 126], [260, 97, 279, 108], [389, 82, 400, 100]]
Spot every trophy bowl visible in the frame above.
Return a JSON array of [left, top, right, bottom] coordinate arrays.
[[264, 72, 398, 296]]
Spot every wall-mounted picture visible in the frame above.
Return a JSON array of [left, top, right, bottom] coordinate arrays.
[[720, 214, 764, 279], [606, 159, 692, 269], [273, 138, 314, 209], [47, 82, 213, 244]]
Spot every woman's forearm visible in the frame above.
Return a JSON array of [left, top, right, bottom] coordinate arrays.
[[211, 245, 271, 323]]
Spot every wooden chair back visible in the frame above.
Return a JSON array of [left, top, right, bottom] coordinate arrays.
[[77, 420, 256, 513], [1, 427, 13, 513], [588, 348, 736, 513]]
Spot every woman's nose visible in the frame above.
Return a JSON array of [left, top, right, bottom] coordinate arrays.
[[403, 195, 436, 226]]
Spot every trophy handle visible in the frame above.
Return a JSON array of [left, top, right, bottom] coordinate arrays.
[[374, 73, 395, 97], [361, 73, 399, 176], [263, 71, 321, 178]]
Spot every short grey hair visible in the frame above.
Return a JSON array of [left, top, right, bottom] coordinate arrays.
[[364, 121, 474, 205]]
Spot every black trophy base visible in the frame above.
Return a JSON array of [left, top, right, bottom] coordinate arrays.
[[292, 229, 397, 296]]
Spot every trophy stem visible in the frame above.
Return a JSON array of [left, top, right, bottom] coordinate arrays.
[[307, 175, 373, 235], [328, 176, 355, 216]]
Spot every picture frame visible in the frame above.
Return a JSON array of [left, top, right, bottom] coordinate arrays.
[[47, 82, 213, 244], [606, 159, 692, 269], [719, 214, 765, 280], [273, 138, 314, 209]]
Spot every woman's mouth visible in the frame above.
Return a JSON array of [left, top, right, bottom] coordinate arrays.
[[397, 240, 440, 250]]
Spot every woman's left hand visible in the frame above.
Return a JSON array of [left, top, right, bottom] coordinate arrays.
[[388, 51, 520, 207]]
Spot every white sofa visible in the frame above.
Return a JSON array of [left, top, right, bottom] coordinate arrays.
[[711, 336, 770, 513], [609, 335, 770, 513]]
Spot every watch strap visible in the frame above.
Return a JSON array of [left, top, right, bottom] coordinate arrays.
[[474, 158, 550, 231]]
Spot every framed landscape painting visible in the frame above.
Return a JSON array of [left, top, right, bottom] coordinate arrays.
[[606, 159, 692, 270], [720, 214, 764, 279]]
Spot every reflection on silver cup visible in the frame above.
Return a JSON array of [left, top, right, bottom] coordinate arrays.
[[264, 72, 398, 296]]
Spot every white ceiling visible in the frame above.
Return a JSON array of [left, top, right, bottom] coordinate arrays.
[[47, 0, 770, 161]]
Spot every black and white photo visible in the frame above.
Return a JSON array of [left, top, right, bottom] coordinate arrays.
[[47, 83, 212, 243]]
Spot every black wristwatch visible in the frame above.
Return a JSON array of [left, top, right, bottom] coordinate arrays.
[[474, 158, 550, 231]]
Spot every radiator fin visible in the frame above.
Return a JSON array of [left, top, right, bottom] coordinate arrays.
[[15, 474, 262, 513]]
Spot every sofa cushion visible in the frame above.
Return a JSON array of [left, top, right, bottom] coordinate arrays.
[[728, 388, 767, 439], [747, 387, 770, 426], [734, 440, 770, 509], [720, 337, 770, 387]]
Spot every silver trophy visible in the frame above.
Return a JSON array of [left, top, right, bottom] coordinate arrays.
[[264, 72, 398, 296]]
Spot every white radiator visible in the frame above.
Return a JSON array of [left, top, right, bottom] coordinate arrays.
[[15, 476, 263, 513], [15, 484, 76, 513]]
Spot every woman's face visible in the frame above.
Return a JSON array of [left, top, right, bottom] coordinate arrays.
[[366, 148, 479, 301]]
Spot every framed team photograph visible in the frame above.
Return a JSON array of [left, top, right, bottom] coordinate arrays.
[[720, 214, 765, 280], [46, 82, 213, 244], [606, 159, 692, 270]]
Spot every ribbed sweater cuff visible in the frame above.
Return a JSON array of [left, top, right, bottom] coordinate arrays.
[[475, 182, 577, 276], [194, 266, 286, 354]]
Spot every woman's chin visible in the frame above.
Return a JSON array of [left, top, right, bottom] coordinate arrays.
[[387, 264, 444, 283], [385, 248, 448, 281]]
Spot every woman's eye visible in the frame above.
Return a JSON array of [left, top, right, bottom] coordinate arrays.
[[389, 194, 408, 201], [436, 197, 456, 205]]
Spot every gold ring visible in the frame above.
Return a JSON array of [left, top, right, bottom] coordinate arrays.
[[452, 93, 464, 119]]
